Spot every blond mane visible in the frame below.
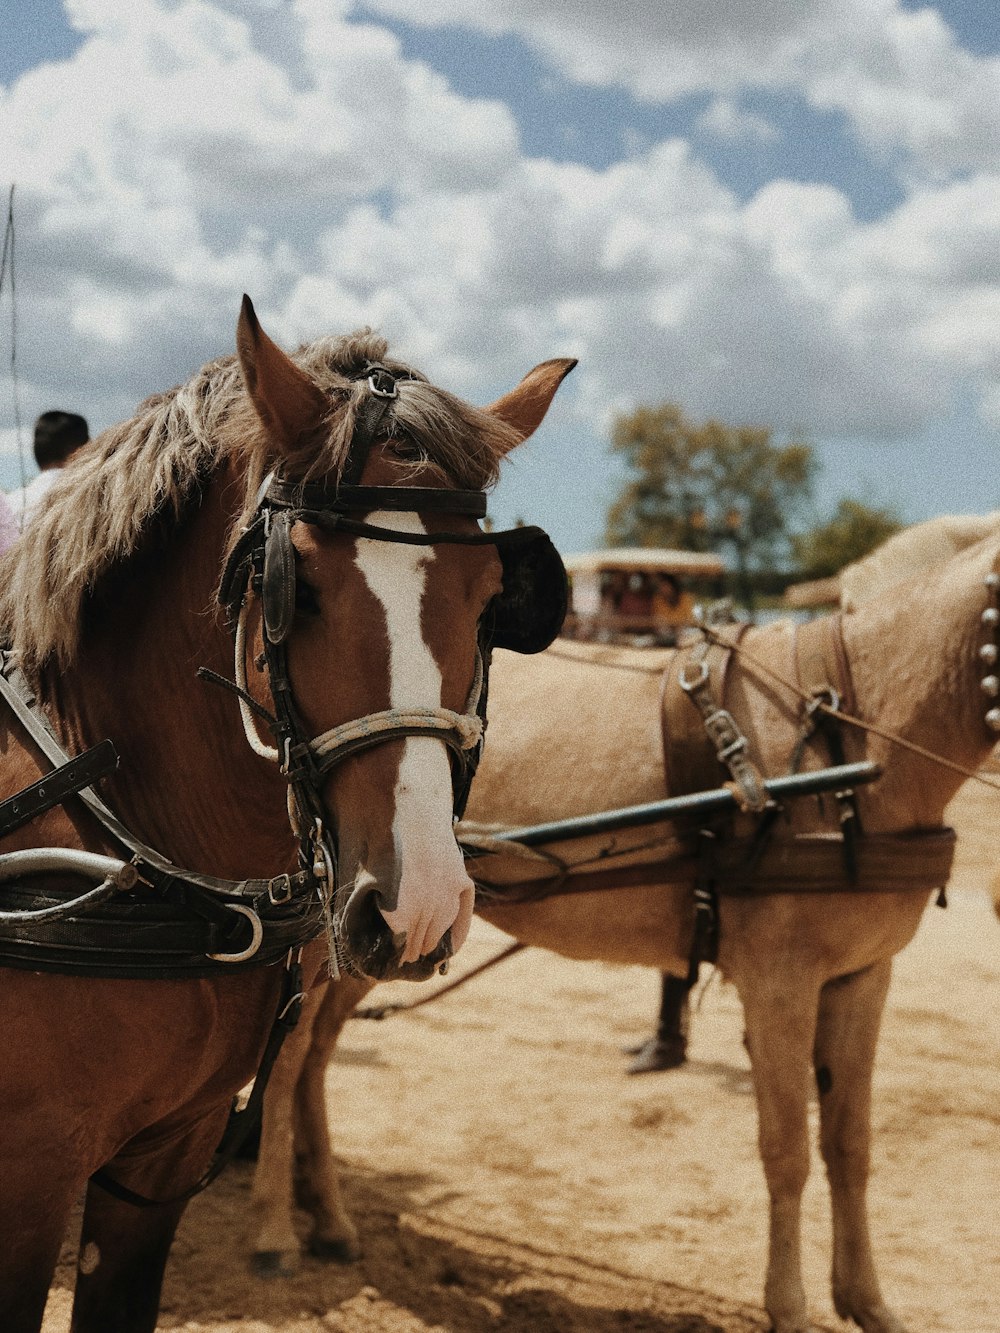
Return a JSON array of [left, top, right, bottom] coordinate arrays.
[[0, 330, 519, 671]]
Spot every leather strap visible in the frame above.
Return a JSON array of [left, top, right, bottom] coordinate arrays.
[[793, 614, 862, 877], [0, 738, 118, 840], [265, 480, 488, 517], [0, 653, 312, 905], [663, 625, 768, 813], [794, 614, 856, 715], [661, 637, 736, 799], [470, 827, 956, 902], [0, 883, 321, 977]]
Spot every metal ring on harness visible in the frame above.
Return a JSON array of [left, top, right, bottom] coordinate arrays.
[[679, 659, 710, 691], [207, 903, 264, 963], [806, 686, 841, 718]]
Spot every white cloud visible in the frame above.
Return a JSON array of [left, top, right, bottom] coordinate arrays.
[[1, 0, 999, 489], [696, 98, 779, 144], [362, 0, 1000, 176]]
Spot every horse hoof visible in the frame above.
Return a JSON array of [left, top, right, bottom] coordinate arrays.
[[309, 1234, 362, 1264], [626, 1038, 687, 1074], [251, 1249, 300, 1279]]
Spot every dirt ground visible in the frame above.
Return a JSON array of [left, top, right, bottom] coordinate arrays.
[[43, 781, 1000, 1333]]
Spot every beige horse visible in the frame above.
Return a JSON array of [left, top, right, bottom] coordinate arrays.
[[247, 532, 1000, 1333], [840, 510, 1000, 610]]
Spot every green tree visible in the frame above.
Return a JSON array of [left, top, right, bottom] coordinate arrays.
[[606, 403, 815, 607], [791, 498, 903, 580]]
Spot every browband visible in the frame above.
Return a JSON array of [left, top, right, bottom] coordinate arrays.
[[265, 479, 488, 517]]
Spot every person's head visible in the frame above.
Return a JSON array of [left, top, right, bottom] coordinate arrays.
[[33, 411, 89, 471], [657, 572, 681, 607]]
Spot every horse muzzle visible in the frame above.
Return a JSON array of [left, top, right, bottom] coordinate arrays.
[[334, 876, 456, 982]]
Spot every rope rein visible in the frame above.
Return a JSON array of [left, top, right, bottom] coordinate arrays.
[[352, 941, 526, 1020]]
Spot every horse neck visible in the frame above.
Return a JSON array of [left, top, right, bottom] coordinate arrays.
[[843, 543, 997, 830], [44, 471, 294, 878]]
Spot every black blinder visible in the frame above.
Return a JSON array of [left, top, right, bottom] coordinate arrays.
[[489, 526, 568, 654], [262, 510, 297, 645]]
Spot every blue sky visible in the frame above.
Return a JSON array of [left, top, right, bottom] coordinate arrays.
[[2, 0, 1000, 554]]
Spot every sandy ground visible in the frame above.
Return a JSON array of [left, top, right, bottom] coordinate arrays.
[[43, 781, 1000, 1333]]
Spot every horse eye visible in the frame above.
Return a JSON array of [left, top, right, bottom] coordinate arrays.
[[295, 578, 319, 615], [388, 437, 424, 462]]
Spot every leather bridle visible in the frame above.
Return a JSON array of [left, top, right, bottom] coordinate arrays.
[[213, 472, 505, 975]]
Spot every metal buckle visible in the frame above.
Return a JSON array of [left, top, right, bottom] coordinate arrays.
[[367, 370, 398, 399], [309, 817, 335, 900], [704, 707, 744, 754], [806, 687, 840, 718], [267, 873, 293, 905], [679, 659, 710, 691]]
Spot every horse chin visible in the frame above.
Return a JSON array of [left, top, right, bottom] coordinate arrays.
[[335, 881, 454, 982]]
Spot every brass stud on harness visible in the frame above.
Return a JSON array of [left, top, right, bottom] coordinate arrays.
[[980, 574, 1000, 731]]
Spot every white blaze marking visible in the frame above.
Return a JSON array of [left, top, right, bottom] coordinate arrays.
[[353, 513, 473, 962]]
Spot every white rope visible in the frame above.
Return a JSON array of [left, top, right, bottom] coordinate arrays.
[[311, 706, 483, 762]]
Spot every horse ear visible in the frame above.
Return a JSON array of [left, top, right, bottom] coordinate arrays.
[[236, 295, 328, 454], [484, 358, 577, 447]]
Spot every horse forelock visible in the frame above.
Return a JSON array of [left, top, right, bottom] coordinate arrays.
[[0, 330, 517, 673]]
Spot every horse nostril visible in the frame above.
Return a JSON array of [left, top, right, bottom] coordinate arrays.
[[339, 878, 391, 945], [336, 877, 456, 982]]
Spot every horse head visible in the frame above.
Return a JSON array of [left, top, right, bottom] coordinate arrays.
[[233, 298, 574, 980]]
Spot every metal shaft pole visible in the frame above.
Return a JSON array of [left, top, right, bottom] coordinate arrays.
[[467, 760, 880, 849]]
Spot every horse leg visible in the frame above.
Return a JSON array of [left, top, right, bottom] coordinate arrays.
[[737, 972, 820, 1333], [0, 1180, 75, 1333], [70, 1111, 228, 1333], [69, 1186, 186, 1333], [295, 973, 374, 1261], [249, 983, 323, 1277], [814, 960, 907, 1333]]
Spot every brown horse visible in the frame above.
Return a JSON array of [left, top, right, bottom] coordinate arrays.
[[248, 530, 1000, 1333], [0, 299, 572, 1332]]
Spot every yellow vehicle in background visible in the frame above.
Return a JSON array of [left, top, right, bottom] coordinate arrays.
[[561, 548, 726, 646]]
